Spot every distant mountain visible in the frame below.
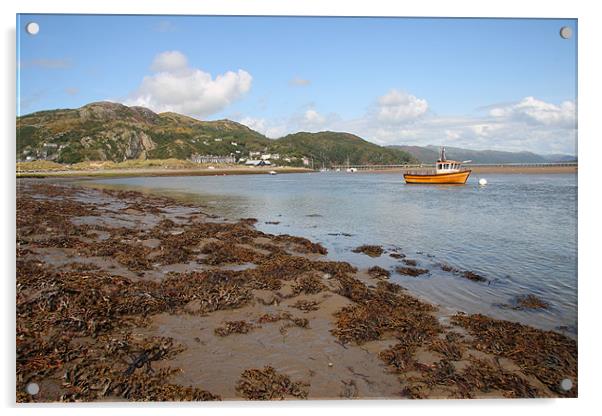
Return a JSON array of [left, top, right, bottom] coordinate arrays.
[[390, 145, 576, 164], [16, 102, 415, 166]]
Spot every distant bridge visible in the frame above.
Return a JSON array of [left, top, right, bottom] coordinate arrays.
[[329, 162, 578, 171]]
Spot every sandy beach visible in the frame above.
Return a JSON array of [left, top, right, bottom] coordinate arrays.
[[16, 179, 577, 402]]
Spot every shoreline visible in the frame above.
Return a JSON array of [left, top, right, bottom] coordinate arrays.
[[16, 166, 312, 179], [16, 179, 577, 401], [15, 164, 576, 179]]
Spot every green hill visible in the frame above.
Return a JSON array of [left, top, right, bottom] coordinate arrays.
[[271, 131, 415, 166], [17, 102, 271, 164], [17, 102, 415, 166]]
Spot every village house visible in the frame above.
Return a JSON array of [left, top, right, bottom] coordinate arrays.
[[245, 159, 271, 166], [190, 154, 236, 164]]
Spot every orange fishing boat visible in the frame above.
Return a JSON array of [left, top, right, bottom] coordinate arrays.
[[404, 148, 471, 184]]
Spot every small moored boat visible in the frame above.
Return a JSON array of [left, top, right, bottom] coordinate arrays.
[[404, 148, 471, 184]]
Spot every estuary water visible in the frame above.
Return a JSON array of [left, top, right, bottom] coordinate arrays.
[[87, 172, 578, 334]]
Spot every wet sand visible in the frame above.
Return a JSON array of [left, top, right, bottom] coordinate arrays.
[[16, 179, 577, 402]]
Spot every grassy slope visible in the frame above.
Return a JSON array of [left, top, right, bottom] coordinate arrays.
[[272, 132, 415, 166]]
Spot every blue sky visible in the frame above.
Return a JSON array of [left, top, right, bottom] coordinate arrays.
[[17, 15, 577, 154]]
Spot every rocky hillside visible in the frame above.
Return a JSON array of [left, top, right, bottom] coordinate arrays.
[[17, 102, 271, 164], [17, 102, 415, 166]]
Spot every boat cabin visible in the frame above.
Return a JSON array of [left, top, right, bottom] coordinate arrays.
[[436, 160, 463, 174]]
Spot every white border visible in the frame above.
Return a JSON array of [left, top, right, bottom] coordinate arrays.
[[2, 1, 600, 415]]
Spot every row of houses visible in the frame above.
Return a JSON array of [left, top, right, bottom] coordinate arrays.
[[189, 154, 236, 164]]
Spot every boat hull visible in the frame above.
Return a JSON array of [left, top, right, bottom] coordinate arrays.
[[404, 170, 471, 184]]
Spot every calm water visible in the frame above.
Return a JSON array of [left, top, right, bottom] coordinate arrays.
[[87, 172, 577, 334]]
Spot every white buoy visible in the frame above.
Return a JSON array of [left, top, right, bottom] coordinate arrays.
[[479, 178, 488, 186]]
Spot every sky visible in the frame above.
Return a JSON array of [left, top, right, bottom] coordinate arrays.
[[17, 15, 577, 154]]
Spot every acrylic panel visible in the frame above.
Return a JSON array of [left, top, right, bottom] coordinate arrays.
[[16, 14, 577, 402]]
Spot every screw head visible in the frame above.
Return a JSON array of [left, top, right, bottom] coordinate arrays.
[[560, 26, 572, 39]]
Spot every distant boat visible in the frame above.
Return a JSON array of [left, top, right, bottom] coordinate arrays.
[[404, 147, 471, 184], [269, 170, 277, 175], [346, 167, 357, 173]]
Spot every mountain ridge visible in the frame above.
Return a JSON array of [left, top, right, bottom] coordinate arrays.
[[389, 145, 576, 164]]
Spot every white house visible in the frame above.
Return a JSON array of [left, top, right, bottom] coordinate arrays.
[[245, 159, 271, 166]]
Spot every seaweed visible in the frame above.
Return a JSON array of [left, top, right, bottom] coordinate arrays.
[[395, 266, 429, 277], [451, 313, 577, 397], [236, 366, 309, 400], [367, 266, 391, 279], [291, 273, 328, 295], [352, 245, 384, 257], [214, 320, 255, 337], [289, 300, 320, 313], [461, 271, 487, 282], [498, 294, 550, 310]]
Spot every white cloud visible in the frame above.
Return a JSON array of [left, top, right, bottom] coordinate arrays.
[[239, 116, 287, 139], [125, 51, 252, 118], [488, 96, 576, 127], [303, 109, 326, 126], [150, 50, 189, 73], [376, 89, 429, 123], [235, 93, 577, 154]]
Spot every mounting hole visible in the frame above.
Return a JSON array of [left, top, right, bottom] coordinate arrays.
[[560, 378, 573, 391], [25, 22, 40, 35], [26, 382, 40, 395], [559, 26, 572, 39]]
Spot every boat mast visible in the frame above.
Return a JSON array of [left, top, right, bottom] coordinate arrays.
[[441, 146, 446, 161]]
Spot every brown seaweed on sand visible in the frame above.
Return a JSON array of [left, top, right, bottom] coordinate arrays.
[[200, 241, 265, 265], [367, 266, 391, 279], [289, 299, 320, 312], [214, 320, 255, 337], [257, 312, 309, 329], [331, 275, 439, 345], [291, 273, 328, 295], [57, 334, 220, 402], [427, 333, 465, 361], [273, 234, 328, 255], [418, 357, 540, 399], [451, 313, 577, 397], [352, 245, 384, 257], [236, 366, 309, 400]]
